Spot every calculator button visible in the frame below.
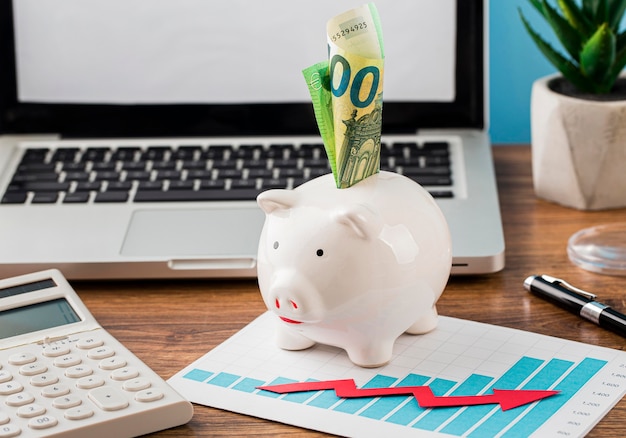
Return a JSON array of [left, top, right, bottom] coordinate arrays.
[[99, 357, 127, 371], [53, 394, 82, 409], [76, 337, 104, 349], [87, 346, 115, 360], [8, 352, 36, 366], [0, 412, 8, 425], [111, 366, 139, 381], [0, 371, 12, 384], [53, 355, 82, 368], [0, 382, 23, 395], [17, 404, 46, 418], [19, 363, 48, 376], [65, 406, 94, 421], [42, 345, 71, 357], [76, 375, 105, 389], [65, 365, 93, 378], [88, 387, 129, 411], [30, 373, 58, 387], [41, 384, 70, 398], [0, 423, 21, 438], [27, 414, 58, 430], [135, 388, 164, 403], [6, 392, 35, 407], [122, 377, 151, 391]]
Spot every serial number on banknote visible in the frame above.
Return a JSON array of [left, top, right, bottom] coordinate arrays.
[[330, 21, 368, 42]]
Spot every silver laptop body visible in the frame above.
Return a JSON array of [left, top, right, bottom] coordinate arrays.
[[0, 0, 504, 280]]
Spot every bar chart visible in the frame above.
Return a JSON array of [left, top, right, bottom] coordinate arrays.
[[169, 312, 626, 437]]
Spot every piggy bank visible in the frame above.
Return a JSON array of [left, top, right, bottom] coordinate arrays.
[[256, 171, 452, 367]]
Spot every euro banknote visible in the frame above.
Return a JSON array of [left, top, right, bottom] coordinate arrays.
[[303, 3, 384, 188]]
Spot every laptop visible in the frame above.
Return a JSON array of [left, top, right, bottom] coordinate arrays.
[[0, 0, 504, 280]]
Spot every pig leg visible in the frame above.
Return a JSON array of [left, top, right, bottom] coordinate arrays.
[[346, 340, 393, 368], [275, 324, 316, 350], [405, 306, 438, 334]]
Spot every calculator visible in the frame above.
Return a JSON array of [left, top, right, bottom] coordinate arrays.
[[0, 269, 193, 437]]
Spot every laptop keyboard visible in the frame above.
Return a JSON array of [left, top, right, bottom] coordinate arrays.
[[1, 141, 453, 205]]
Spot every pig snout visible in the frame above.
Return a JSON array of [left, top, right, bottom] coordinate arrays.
[[271, 294, 303, 324], [265, 273, 324, 325]]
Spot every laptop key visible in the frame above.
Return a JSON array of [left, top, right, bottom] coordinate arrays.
[[64, 171, 90, 182], [168, 180, 194, 190], [75, 181, 102, 191], [63, 192, 90, 203], [20, 149, 49, 163], [133, 189, 262, 202], [247, 169, 273, 179], [12, 172, 59, 183], [94, 192, 129, 203], [230, 179, 257, 190], [125, 170, 151, 181], [137, 181, 164, 191], [1, 192, 28, 204], [12, 182, 70, 192], [31, 192, 60, 203], [407, 176, 453, 186], [81, 147, 110, 161], [198, 180, 226, 190], [429, 190, 454, 198], [107, 181, 133, 191], [16, 163, 56, 173], [402, 166, 451, 176], [52, 148, 80, 162], [93, 171, 122, 181], [260, 178, 288, 190]]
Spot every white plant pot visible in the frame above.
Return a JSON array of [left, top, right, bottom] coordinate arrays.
[[530, 74, 626, 210]]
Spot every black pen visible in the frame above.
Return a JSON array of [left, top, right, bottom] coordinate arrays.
[[524, 274, 626, 338]]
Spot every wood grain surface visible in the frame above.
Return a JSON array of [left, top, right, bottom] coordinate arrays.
[[73, 145, 626, 437]]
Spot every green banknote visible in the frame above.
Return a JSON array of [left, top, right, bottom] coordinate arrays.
[[303, 3, 385, 188]]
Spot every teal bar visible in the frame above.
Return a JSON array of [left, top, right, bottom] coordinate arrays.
[[183, 368, 213, 382], [232, 377, 265, 393], [257, 376, 297, 399], [440, 356, 544, 436], [503, 358, 607, 438], [468, 358, 574, 437], [207, 372, 240, 388], [333, 375, 398, 414], [283, 379, 321, 403], [360, 373, 431, 420], [414, 374, 493, 431], [386, 378, 456, 426], [307, 384, 343, 408]]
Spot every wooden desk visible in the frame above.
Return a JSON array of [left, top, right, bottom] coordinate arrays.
[[74, 145, 626, 437]]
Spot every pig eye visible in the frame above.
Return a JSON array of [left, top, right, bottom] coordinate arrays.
[[273, 241, 279, 250], [316, 249, 324, 257]]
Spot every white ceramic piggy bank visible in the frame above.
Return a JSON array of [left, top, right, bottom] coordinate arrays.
[[256, 171, 452, 367]]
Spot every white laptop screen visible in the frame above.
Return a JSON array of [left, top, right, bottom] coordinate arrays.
[[13, 0, 456, 105], [1, 0, 484, 137]]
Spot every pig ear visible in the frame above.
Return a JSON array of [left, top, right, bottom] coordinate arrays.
[[257, 189, 299, 214], [334, 205, 379, 240]]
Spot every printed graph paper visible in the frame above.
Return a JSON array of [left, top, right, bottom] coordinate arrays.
[[168, 312, 626, 437]]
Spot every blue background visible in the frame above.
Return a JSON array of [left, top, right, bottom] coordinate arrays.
[[489, 1, 556, 144]]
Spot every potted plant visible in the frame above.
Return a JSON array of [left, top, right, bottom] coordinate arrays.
[[519, 0, 626, 210]]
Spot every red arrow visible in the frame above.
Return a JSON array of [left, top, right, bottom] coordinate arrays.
[[257, 379, 559, 411]]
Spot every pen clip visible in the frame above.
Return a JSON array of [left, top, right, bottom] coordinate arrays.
[[540, 275, 597, 300]]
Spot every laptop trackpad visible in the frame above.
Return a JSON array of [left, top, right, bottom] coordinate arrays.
[[121, 208, 265, 257]]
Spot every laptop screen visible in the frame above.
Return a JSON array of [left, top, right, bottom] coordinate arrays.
[[0, 0, 484, 137]]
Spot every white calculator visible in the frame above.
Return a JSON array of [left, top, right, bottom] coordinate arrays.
[[0, 269, 193, 437]]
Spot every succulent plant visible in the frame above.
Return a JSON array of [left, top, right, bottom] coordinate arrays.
[[519, 0, 626, 94]]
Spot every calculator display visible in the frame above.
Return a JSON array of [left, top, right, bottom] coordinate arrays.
[[0, 298, 81, 339]]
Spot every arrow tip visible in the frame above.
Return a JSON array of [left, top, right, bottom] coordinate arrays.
[[493, 389, 560, 411]]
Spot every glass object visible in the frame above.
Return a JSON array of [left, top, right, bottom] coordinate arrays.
[[567, 223, 626, 275]]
